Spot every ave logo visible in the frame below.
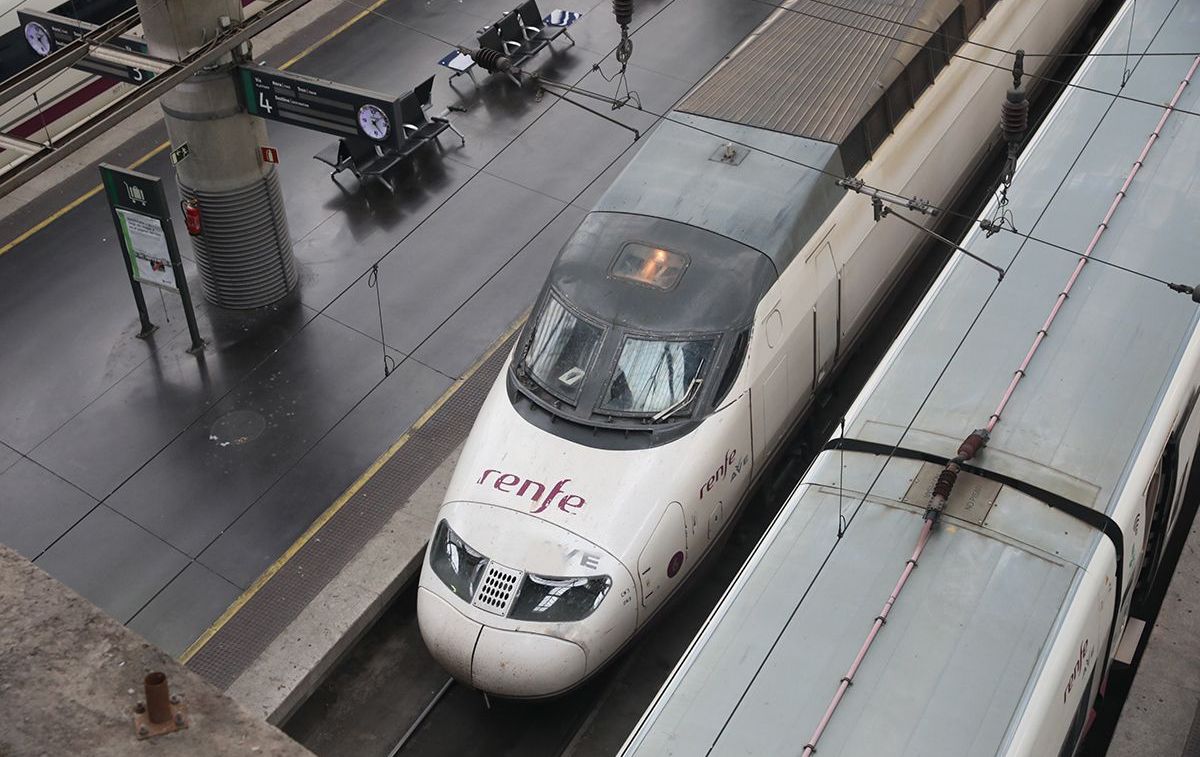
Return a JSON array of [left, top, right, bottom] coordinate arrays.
[[478, 468, 587, 514]]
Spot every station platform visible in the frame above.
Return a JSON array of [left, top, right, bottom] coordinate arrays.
[[0, 0, 773, 723], [0, 544, 312, 756], [1109, 513, 1200, 756]]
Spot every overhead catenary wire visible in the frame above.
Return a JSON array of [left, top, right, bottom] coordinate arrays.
[[532, 74, 1190, 294]]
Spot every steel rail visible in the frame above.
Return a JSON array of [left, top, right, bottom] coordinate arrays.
[[386, 677, 455, 756]]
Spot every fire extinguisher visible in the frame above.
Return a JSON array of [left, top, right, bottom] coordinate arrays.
[[181, 198, 202, 236]]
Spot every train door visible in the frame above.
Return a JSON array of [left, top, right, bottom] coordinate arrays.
[[637, 502, 687, 619], [814, 241, 841, 385], [751, 306, 790, 462]]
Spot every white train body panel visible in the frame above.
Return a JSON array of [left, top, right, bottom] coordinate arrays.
[[418, 0, 1098, 698]]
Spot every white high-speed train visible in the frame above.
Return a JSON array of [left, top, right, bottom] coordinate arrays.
[[417, 0, 1101, 698], [619, 0, 1200, 754]]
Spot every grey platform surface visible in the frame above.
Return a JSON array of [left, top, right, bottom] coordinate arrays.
[[0, 544, 312, 757], [0, 0, 772, 683], [1110, 515, 1200, 757]]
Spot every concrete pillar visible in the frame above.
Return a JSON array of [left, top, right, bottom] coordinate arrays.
[[137, 0, 296, 309]]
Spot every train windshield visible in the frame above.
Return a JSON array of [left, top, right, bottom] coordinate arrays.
[[525, 294, 605, 403], [601, 336, 714, 417]]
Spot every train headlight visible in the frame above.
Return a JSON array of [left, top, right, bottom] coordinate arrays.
[[509, 573, 612, 622], [429, 520, 488, 600]]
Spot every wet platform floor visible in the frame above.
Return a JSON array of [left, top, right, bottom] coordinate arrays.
[[0, 0, 772, 664]]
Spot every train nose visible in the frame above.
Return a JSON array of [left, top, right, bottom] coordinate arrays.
[[417, 586, 588, 698], [417, 501, 632, 698]]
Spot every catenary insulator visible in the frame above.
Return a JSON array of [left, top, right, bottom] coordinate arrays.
[[932, 465, 959, 501], [613, 0, 633, 29], [467, 47, 512, 73], [956, 429, 989, 462], [1001, 89, 1029, 144]]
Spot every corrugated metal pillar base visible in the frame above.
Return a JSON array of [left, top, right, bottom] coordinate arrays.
[[181, 169, 296, 309]]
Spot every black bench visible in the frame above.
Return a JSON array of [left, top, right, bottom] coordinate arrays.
[[438, 3, 579, 84], [313, 76, 463, 191], [515, 1, 576, 48]]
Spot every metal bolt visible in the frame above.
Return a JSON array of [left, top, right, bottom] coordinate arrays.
[[138, 725, 149, 737], [169, 694, 180, 705], [134, 702, 146, 714], [174, 713, 185, 726]]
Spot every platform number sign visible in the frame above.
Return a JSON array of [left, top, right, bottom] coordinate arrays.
[[237, 64, 404, 150], [17, 9, 156, 85]]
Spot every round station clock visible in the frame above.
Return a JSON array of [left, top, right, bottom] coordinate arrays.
[[357, 104, 391, 141], [24, 21, 53, 56]]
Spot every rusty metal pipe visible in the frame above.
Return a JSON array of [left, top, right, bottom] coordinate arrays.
[[144, 672, 172, 724]]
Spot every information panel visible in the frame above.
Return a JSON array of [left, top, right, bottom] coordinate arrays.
[[237, 65, 404, 150], [115, 207, 176, 291], [99, 164, 204, 352], [18, 9, 156, 85]]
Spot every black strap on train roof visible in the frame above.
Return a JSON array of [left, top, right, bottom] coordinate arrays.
[[824, 436, 1126, 688]]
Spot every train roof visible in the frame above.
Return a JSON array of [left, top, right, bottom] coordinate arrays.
[[595, 112, 844, 274], [621, 1, 1200, 754], [679, 0, 971, 170], [848, 7, 1200, 522]]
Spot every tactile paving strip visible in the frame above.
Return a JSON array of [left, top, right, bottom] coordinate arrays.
[[185, 335, 515, 690]]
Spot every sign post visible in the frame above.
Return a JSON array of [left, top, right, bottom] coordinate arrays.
[[99, 164, 205, 353]]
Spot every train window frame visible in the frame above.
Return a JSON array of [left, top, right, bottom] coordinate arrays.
[[944, 7, 967, 55], [712, 328, 750, 408], [863, 101, 891, 155], [521, 290, 609, 407], [595, 331, 720, 420]]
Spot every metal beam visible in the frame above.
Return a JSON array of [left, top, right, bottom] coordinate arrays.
[[0, 0, 316, 199], [0, 6, 141, 110], [0, 133, 44, 155], [89, 46, 174, 74]]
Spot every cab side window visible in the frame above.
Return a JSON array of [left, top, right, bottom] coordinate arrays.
[[713, 329, 750, 407]]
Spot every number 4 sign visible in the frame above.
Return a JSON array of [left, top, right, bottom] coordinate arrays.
[[260, 146, 280, 164]]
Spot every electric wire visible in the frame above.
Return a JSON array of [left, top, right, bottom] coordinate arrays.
[[536, 75, 1187, 292], [703, 4, 1183, 749]]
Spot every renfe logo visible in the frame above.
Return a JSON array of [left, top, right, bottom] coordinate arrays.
[[478, 469, 586, 514], [700, 448, 739, 500]]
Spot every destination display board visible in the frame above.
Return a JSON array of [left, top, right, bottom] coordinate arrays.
[[237, 65, 404, 150], [18, 9, 156, 85]]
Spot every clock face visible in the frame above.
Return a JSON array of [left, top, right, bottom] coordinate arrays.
[[24, 22, 53, 56], [357, 104, 391, 141]]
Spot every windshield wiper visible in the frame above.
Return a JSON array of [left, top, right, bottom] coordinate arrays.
[[651, 360, 704, 423]]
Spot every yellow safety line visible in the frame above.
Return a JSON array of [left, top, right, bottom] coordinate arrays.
[[180, 314, 527, 663], [0, 0, 392, 258]]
